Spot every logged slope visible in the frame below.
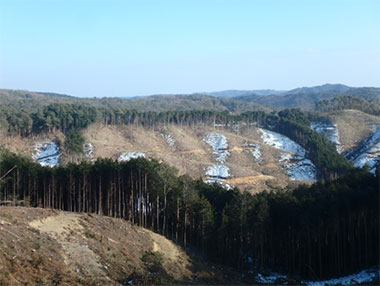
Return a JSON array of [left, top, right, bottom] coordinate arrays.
[[0, 124, 314, 193], [2, 108, 378, 192], [0, 207, 250, 285], [313, 110, 380, 153]]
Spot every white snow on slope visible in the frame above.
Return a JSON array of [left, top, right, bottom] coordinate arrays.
[[243, 142, 262, 163], [33, 142, 61, 167], [204, 179, 232, 190], [311, 121, 342, 153], [260, 128, 306, 156], [253, 267, 379, 285], [259, 128, 317, 181], [305, 267, 380, 286], [83, 142, 94, 161], [203, 132, 230, 163], [161, 133, 175, 148], [205, 165, 230, 179], [203, 132, 232, 189], [283, 158, 317, 181], [118, 152, 146, 162], [254, 273, 286, 284], [204, 164, 232, 190], [347, 125, 380, 174]]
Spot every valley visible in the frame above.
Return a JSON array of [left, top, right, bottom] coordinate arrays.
[[0, 87, 379, 285]]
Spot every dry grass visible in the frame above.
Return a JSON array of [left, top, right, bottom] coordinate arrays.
[[7, 117, 375, 192], [81, 124, 299, 192], [0, 206, 258, 285], [328, 110, 380, 152], [0, 123, 313, 192]]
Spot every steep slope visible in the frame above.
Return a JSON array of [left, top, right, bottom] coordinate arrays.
[[314, 110, 380, 153], [2, 109, 379, 194], [0, 122, 338, 193], [0, 207, 251, 285]]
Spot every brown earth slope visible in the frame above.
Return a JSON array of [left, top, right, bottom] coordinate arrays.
[[0, 207, 254, 286], [1, 110, 379, 193]]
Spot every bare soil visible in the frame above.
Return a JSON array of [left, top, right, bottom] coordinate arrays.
[[0, 206, 257, 285]]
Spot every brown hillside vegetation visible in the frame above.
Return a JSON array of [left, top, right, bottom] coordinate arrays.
[[0, 207, 253, 285], [84, 124, 293, 193], [2, 109, 379, 194], [328, 109, 380, 152]]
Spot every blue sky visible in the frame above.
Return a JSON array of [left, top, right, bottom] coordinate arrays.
[[0, 0, 379, 97]]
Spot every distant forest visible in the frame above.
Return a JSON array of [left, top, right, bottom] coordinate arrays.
[[0, 151, 378, 280]]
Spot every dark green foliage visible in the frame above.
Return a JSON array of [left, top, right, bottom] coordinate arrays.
[[278, 108, 310, 126], [64, 129, 85, 154], [32, 104, 98, 133], [272, 117, 353, 180], [232, 87, 380, 110], [0, 151, 377, 279], [315, 96, 380, 116], [141, 251, 173, 284]]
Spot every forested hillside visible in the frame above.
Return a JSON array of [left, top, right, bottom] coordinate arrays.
[[0, 89, 266, 113], [0, 151, 378, 280], [231, 87, 380, 110], [315, 96, 380, 116], [0, 102, 352, 181]]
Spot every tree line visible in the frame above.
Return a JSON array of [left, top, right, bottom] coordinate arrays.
[[315, 96, 380, 116], [0, 150, 377, 280]]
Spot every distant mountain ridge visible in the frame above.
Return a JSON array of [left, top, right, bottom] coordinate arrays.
[[1, 84, 379, 112], [285, 83, 352, 95], [230, 85, 380, 110], [201, 89, 285, 98], [201, 84, 354, 98]]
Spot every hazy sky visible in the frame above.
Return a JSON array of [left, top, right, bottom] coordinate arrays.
[[0, 0, 379, 97]]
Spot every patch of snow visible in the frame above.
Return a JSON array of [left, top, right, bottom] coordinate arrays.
[[305, 267, 380, 286], [161, 133, 175, 148], [33, 142, 61, 167], [205, 165, 230, 179], [284, 158, 317, 181], [254, 273, 286, 284], [204, 179, 232, 190], [243, 142, 262, 163], [83, 142, 94, 161], [311, 121, 342, 153], [259, 128, 306, 157], [204, 165, 232, 190], [203, 132, 230, 163], [118, 152, 146, 162], [253, 267, 379, 285], [346, 125, 380, 174], [203, 132, 232, 189], [259, 128, 317, 181], [279, 152, 292, 162]]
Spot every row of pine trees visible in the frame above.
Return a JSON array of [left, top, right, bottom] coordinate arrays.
[[0, 150, 378, 280]]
